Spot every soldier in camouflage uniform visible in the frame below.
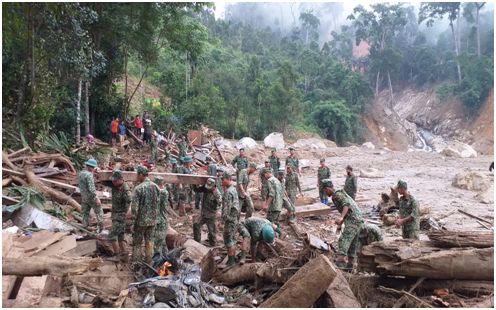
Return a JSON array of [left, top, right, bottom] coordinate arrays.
[[164, 141, 172, 170], [285, 146, 300, 177], [102, 170, 132, 256], [216, 167, 225, 196], [171, 158, 180, 207], [237, 163, 257, 219], [348, 223, 383, 269], [285, 165, 303, 205], [153, 177, 169, 257], [317, 158, 331, 204], [344, 165, 358, 201], [231, 148, 248, 180], [177, 136, 187, 159], [125, 166, 161, 264], [321, 179, 363, 270], [178, 156, 193, 215], [395, 180, 420, 240], [150, 134, 159, 163], [237, 217, 276, 264], [276, 169, 296, 221], [217, 171, 240, 272], [192, 178, 223, 246], [258, 160, 271, 210], [206, 156, 217, 176], [262, 168, 286, 239], [269, 148, 280, 175], [77, 159, 104, 233]]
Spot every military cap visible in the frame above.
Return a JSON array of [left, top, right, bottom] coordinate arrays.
[[346, 165, 353, 171], [262, 168, 272, 175], [216, 167, 224, 172], [239, 147, 245, 151], [271, 148, 276, 152], [249, 163, 257, 169], [181, 136, 185, 139], [182, 156, 192, 163], [205, 178, 216, 189], [321, 179, 334, 188], [264, 159, 271, 163], [109, 169, 123, 181], [277, 170, 285, 176], [171, 158, 177, 164], [178, 157, 184, 162], [320, 158, 325, 162], [206, 156, 213, 161], [154, 176, 165, 185], [137, 165, 149, 176], [221, 171, 232, 179], [85, 158, 98, 167], [262, 225, 275, 244], [395, 180, 407, 189], [289, 146, 295, 150]]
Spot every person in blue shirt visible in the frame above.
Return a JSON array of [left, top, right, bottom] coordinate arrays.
[[118, 120, 127, 148]]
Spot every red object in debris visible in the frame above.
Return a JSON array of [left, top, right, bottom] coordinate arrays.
[[109, 167, 114, 171], [141, 160, 155, 172]]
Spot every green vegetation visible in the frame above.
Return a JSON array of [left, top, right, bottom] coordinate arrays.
[[2, 2, 494, 148]]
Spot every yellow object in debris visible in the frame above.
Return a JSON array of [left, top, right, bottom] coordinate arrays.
[[157, 261, 172, 276]]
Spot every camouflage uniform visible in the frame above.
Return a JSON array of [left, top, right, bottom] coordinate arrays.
[[285, 172, 301, 205], [154, 178, 169, 257], [266, 176, 283, 224], [259, 168, 269, 201], [399, 194, 420, 240], [216, 178, 224, 196], [332, 190, 363, 259], [179, 166, 193, 204], [190, 166, 196, 205], [285, 155, 299, 171], [171, 164, 180, 203], [269, 155, 280, 175], [231, 155, 248, 178], [177, 141, 187, 158], [237, 169, 254, 218], [193, 183, 223, 245], [278, 175, 296, 212], [221, 184, 240, 248], [77, 168, 104, 232], [102, 179, 132, 242], [150, 139, 159, 163], [238, 217, 272, 250], [207, 163, 217, 176], [349, 223, 383, 257], [317, 166, 331, 201], [130, 176, 161, 264], [163, 146, 171, 168], [344, 174, 358, 201]]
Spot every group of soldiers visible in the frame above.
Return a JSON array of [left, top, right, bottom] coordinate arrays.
[[77, 144, 420, 272]]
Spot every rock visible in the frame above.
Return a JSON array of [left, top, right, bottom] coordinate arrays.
[[264, 133, 285, 150], [362, 142, 376, 149], [153, 302, 170, 308], [234, 137, 257, 150], [452, 172, 490, 192], [442, 141, 477, 158], [215, 140, 232, 149], [295, 138, 327, 149], [359, 168, 386, 178], [474, 184, 494, 204], [300, 159, 310, 168]]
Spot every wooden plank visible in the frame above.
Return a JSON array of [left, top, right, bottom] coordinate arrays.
[[62, 240, 97, 257], [324, 270, 361, 308], [11, 275, 48, 307], [2, 247, 24, 299], [17, 231, 68, 256], [95, 170, 212, 185], [280, 203, 331, 221], [2, 233, 13, 258], [458, 209, 493, 225], [33, 235, 77, 257]]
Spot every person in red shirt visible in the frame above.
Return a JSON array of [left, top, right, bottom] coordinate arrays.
[[134, 114, 143, 140], [111, 117, 119, 147]]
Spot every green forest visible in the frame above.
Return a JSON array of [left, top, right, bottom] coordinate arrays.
[[2, 2, 494, 148]]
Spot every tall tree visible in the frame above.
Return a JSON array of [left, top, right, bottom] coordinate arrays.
[[299, 10, 320, 44]]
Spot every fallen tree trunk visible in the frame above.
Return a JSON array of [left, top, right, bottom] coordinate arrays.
[[260, 255, 337, 308], [2, 152, 18, 171], [359, 240, 494, 280], [24, 166, 82, 213], [427, 230, 494, 248], [322, 270, 361, 308], [2, 255, 103, 277], [96, 170, 211, 185]]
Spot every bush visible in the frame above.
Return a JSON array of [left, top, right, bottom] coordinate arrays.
[[436, 82, 455, 102]]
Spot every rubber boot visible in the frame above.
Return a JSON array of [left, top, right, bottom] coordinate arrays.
[[223, 256, 236, 273], [324, 199, 328, 205], [320, 199, 325, 204], [239, 250, 247, 265]]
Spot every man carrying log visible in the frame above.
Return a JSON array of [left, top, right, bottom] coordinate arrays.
[[285, 146, 300, 177], [77, 159, 104, 233], [126, 166, 161, 264], [394, 180, 420, 240], [150, 133, 159, 163], [216, 167, 225, 196], [258, 159, 271, 210], [217, 171, 240, 272], [285, 165, 303, 206], [269, 148, 280, 175], [321, 179, 362, 270], [178, 156, 194, 215], [237, 163, 257, 219], [153, 176, 169, 257], [231, 147, 248, 180], [237, 217, 276, 264], [193, 178, 223, 247], [277, 169, 296, 221], [163, 141, 172, 170], [317, 158, 331, 205], [177, 136, 187, 158], [344, 165, 358, 201], [102, 169, 132, 258], [262, 168, 286, 239]]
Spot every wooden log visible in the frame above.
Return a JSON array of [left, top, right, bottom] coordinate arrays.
[[10, 153, 67, 163], [214, 142, 228, 166], [393, 277, 425, 308], [2, 167, 77, 190], [7, 146, 31, 158], [458, 209, 493, 225], [378, 286, 434, 308], [427, 230, 494, 248], [359, 239, 494, 280], [2, 255, 104, 277], [95, 170, 212, 185], [322, 270, 361, 308], [2, 177, 12, 187], [126, 128, 143, 146], [260, 255, 337, 308], [279, 203, 332, 221], [2, 152, 18, 171], [24, 166, 82, 213]]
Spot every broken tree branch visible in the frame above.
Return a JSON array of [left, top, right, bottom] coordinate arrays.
[[2, 152, 18, 171], [7, 146, 31, 158], [458, 209, 492, 225], [379, 286, 434, 308]]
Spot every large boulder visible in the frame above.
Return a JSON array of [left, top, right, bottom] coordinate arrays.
[[362, 142, 376, 149], [264, 132, 285, 150], [294, 138, 327, 150], [442, 141, 477, 158], [452, 172, 491, 192], [234, 137, 257, 150], [359, 168, 385, 178]]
